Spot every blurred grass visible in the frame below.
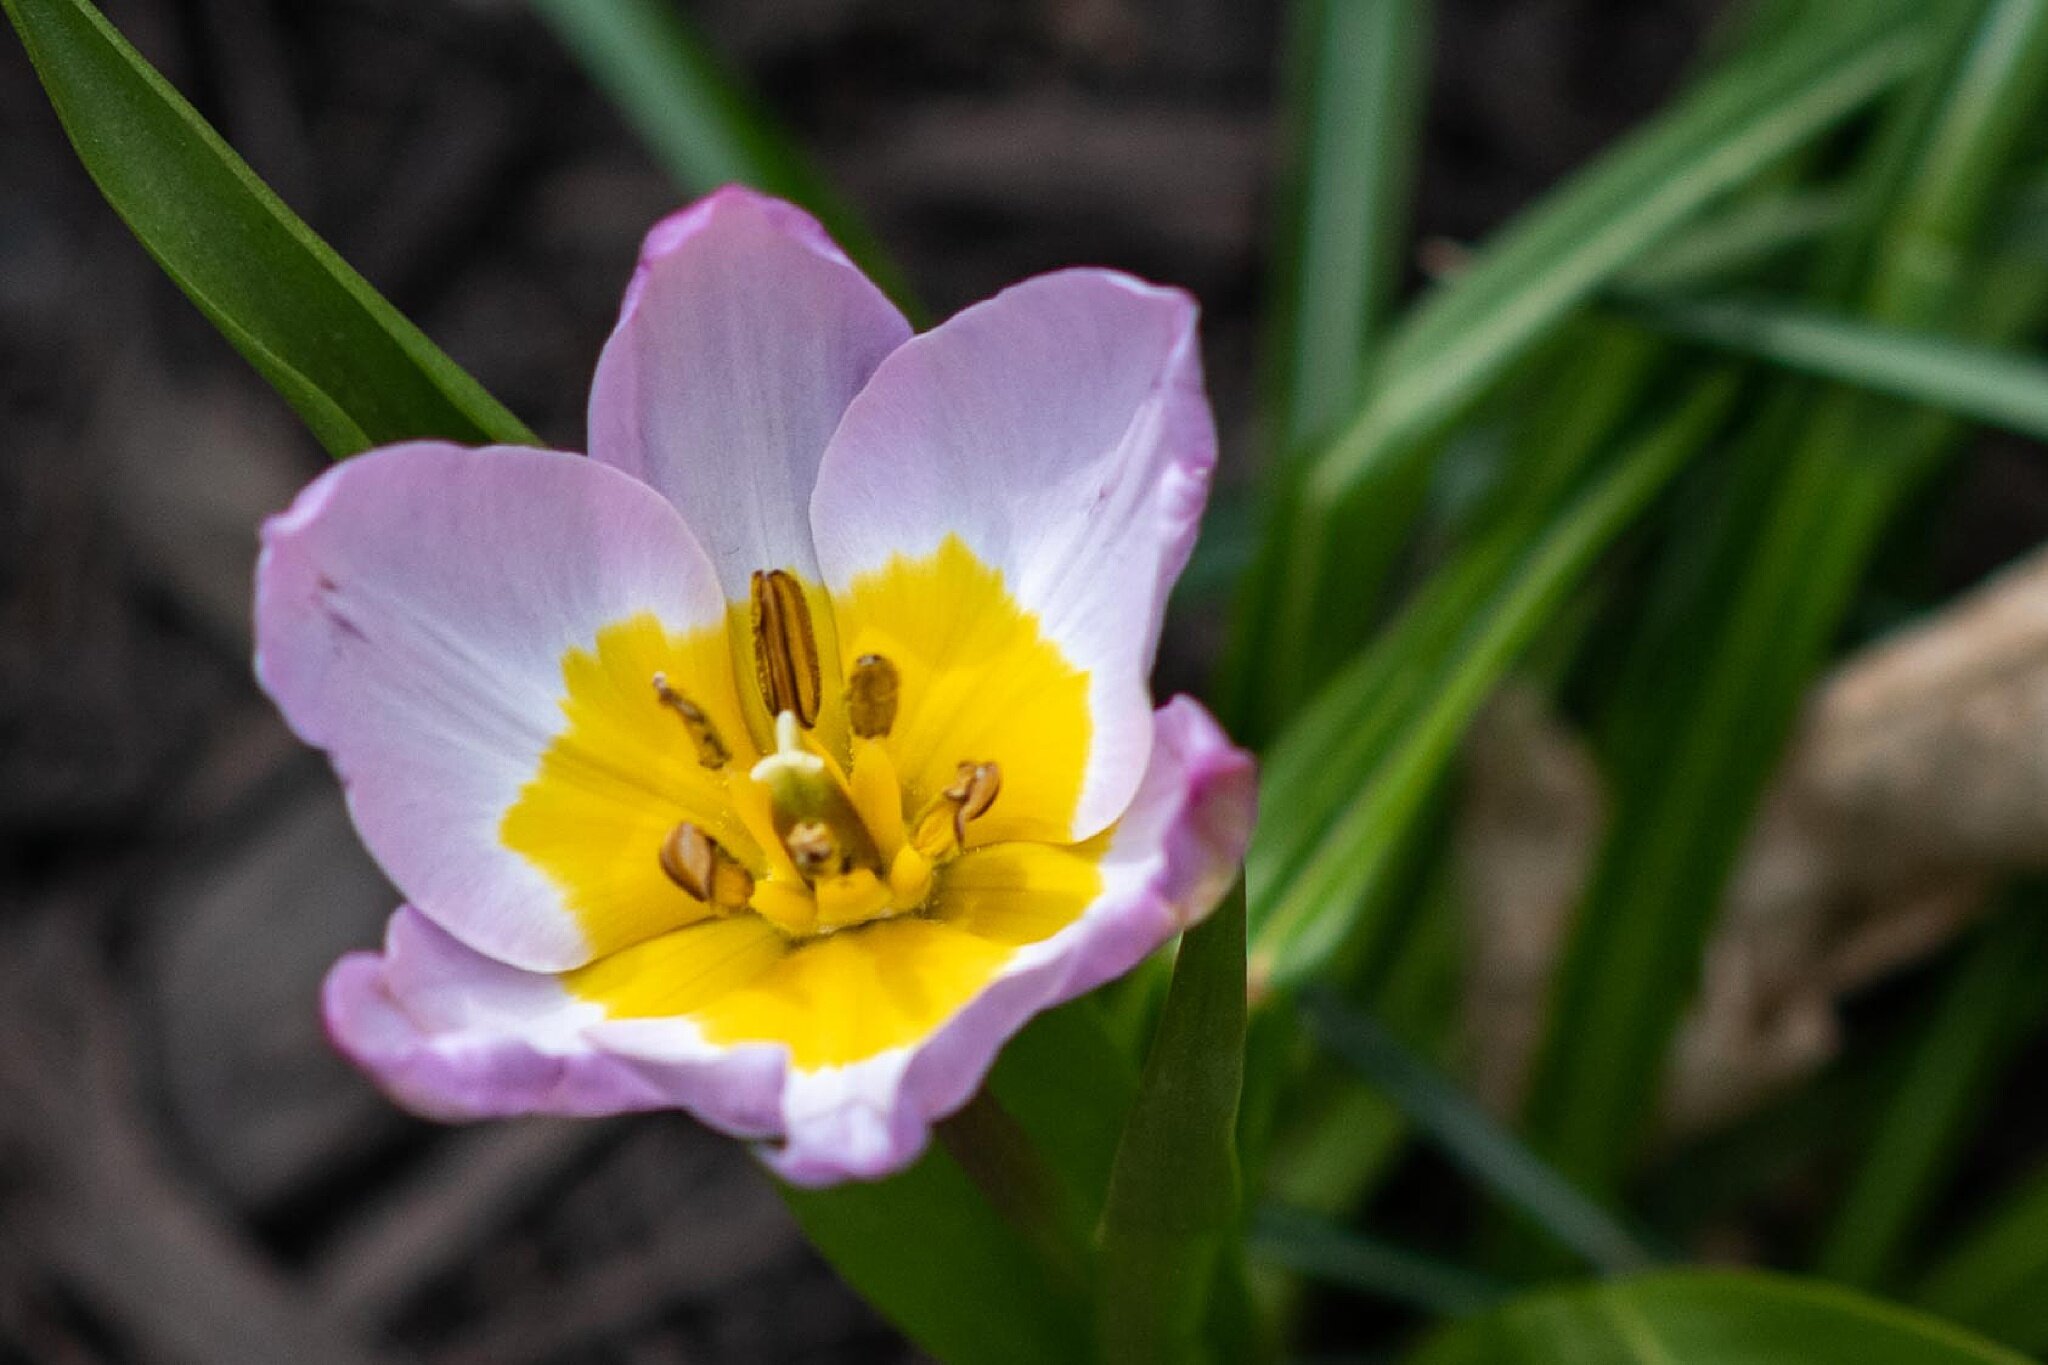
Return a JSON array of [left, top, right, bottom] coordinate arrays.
[[524, 0, 919, 315], [1522, 0, 2048, 1202], [1240, 0, 2048, 1350]]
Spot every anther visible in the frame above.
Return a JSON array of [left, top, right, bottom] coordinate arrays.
[[784, 819, 843, 878], [846, 654, 900, 739], [944, 761, 1002, 845], [659, 821, 754, 909], [750, 569, 821, 727], [651, 673, 729, 769]]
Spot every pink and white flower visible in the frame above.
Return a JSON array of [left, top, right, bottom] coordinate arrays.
[[255, 187, 1255, 1185]]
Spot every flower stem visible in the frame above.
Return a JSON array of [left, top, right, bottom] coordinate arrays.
[[935, 1086, 1090, 1297]]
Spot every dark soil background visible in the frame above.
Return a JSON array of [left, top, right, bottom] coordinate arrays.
[[0, 2, 1720, 1360]]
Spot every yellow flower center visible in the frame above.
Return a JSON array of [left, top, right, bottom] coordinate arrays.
[[498, 536, 1107, 1068]]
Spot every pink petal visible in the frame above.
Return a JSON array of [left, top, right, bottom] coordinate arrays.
[[588, 186, 913, 600], [255, 442, 727, 972], [810, 270, 1216, 841], [324, 907, 787, 1135]]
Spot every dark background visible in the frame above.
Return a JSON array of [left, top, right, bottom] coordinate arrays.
[[0, 2, 1718, 1360]]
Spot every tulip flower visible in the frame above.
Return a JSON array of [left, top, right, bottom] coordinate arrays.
[[255, 187, 1255, 1185]]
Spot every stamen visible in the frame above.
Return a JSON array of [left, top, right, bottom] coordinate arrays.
[[846, 654, 900, 738], [750, 569, 821, 727], [913, 760, 1004, 855], [945, 761, 1002, 845], [658, 821, 754, 909], [651, 673, 729, 769]]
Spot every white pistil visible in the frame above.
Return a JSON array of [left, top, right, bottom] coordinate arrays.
[[750, 710, 879, 881], [750, 710, 829, 810]]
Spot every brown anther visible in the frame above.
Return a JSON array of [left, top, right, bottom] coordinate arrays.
[[659, 822, 753, 909], [943, 761, 1002, 845], [652, 673, 729, 769], [750, 569, 821, 727], [784, 819, 842, 878], [710, 856, 755, 910], [846, 653, 900, 739]]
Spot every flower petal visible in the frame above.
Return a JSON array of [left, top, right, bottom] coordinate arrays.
[[588, 186, 913, 598], [765, 696, 1254, 1185], [325, 907, 788, 1135], [322, 699, 1253, 1186], [255, 442, 731, 972], [810, 269, 1215, 841]]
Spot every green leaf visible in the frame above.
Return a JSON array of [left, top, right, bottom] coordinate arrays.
[[3, 0, 534, 457], [525, 0, 915, 316], [1410, 1272, 2029, 1365], [1265, 0, 1431, 452], [1248, 381, 1733, 990], [1916, 1155, 2048, 1352], [1615, 188, 1852, 293], [1249, 1204, 1505, 1319], [1305, 2, 1926, 504], [1221, 0, 1432, 735], [1097, 885, 1250, 1365], [1301, 991, 1660, 1275], [785, 1006, 1134, 1365], [1521, 0, 2048, 1204], [1816, 905, 2048, 1288], [1236, 0, 1924, 750], [780, 999, 1137, 1365], [1617, 288, 2048, 441], [782, 1149, 1092, 1365]]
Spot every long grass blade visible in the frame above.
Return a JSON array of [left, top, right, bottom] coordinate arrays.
[[1816, 905, 2048, 1288], [525, 0, 913, 312], [1249, 1205, 1505, 1318], [3, 0, 535, 456], [1223, 0, 1432, 735], [1412, 1271, 2031, 1365], [1249, 382, 1732, 989], [1619, 289, 2048, 441], [1521, 0, 2048, 1204], [1306, 2, 1926, 504], [1268, 0, 1432, 451], [1917, 1158, 2048, 1352], [1236, 1, 1926, 720], [1300, 991, 1662, 1274]]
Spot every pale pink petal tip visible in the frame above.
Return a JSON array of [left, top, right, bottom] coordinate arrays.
[[591, 185, 911, 598], [321, 907, 787, 1137], [619, 185, 862, 318]]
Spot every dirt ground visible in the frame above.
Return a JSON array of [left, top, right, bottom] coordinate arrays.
[[0, 2, 1720, 1360]]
